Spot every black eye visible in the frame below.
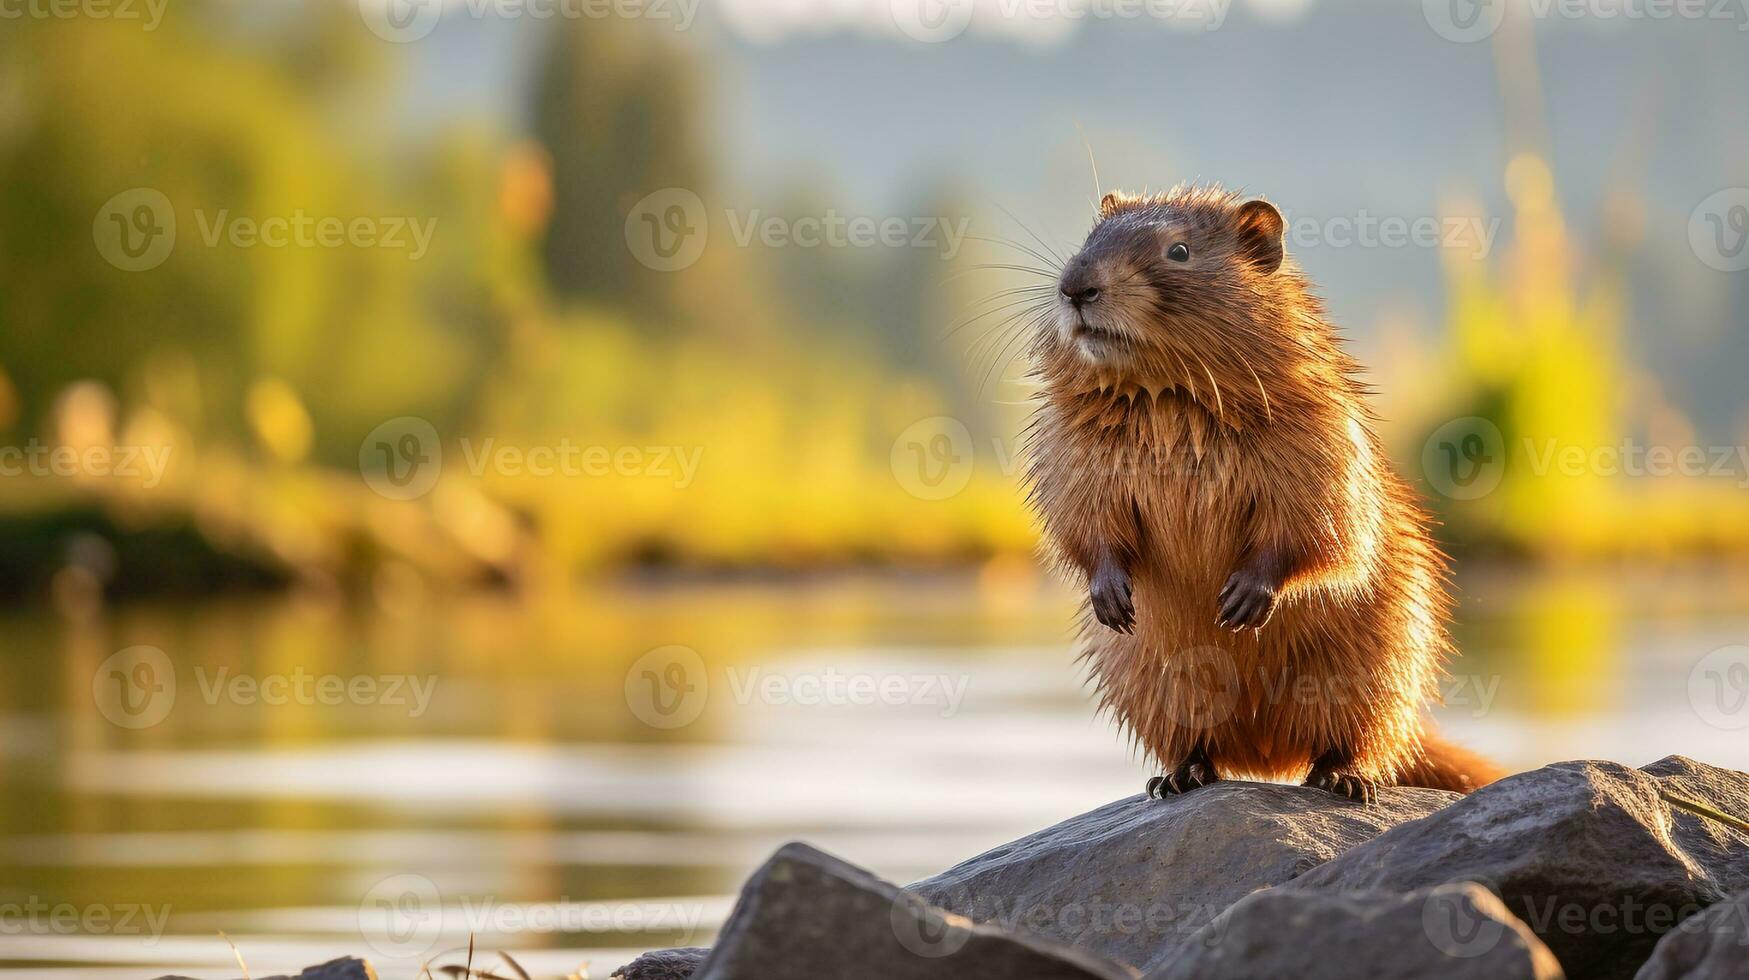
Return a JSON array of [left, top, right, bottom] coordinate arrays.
[[1167, 242, 1190, 262]]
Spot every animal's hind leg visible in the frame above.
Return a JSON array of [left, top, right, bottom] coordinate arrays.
[[1146, 743, 1218, 798], [1304, 746, 1376, 804]]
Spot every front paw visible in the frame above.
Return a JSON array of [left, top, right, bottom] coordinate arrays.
[[1091, 562, 1134, 634], [1217, 569, 1277, 630]]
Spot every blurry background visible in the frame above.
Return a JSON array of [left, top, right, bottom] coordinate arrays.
[[2, 0, 1748, 976]]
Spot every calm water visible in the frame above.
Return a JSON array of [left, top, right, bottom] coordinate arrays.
[[3, 564, 1748, 979]]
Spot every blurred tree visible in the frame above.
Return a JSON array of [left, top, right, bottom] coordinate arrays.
[[532, 19, 707, 317]]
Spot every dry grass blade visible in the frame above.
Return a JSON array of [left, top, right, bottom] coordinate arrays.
[[498, 951, 534, 980], [218, 931, 251, 980], [1660, 790, 1749, 834]]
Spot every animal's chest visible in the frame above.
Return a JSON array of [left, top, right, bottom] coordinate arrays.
[[1109, 401, 1257, 570]]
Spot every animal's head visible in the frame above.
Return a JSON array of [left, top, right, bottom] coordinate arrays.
[[1037, 186, 1311, 410]]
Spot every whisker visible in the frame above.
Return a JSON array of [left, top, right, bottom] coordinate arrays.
[[948, 293, 1056, 340], [963, 235, 1065, 275], [979, 306, 1055, 398], [964, 300, 1052, 361], [941, 263, 1059, 286], [991, 200, 1067, 266]]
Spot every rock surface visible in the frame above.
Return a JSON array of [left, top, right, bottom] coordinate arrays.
[[612, 946, 712, 979], [1634, 888, 1749, 980], [1643, 756, 1749, 898], [154, 957, 375, 980], [907, 780, 1458, 972], [686, 842, 1137, 979], [1288, 760, 1745, 980], [1150, 883, 1565, 980]]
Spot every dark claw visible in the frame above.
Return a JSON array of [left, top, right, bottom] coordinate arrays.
[[1092, 560, 1135, 633], [1306, 769, 1376, 805], [1216, 569, 1276, 631], [1148, 756, 1219, 798]]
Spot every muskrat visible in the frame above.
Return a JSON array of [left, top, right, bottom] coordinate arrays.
[[1024, 185, 1500, 802]]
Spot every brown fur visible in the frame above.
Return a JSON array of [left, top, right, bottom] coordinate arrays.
[[1023, 185, 1500, 795]]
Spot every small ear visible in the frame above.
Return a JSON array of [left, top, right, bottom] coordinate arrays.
[[1099, 192, 1137, 219], [1234, 199, 1284, 274]]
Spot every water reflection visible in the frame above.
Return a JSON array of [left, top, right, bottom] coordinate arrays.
[[2, 564, 1746, 978]]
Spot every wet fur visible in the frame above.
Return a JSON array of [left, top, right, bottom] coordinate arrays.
[[1024, 185, 1498, 793]]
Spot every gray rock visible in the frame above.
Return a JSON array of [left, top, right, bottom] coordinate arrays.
[[154, 957, 375, 980], [1148, 883, 1564, 980], [690, 842, 1138, 980], [612, 946, 711, 979], [1290, 760, 1745, 980], [907, 781, 1458, 972], [1635, 889, 1749, 980], [1643, 756, 1749, 898]]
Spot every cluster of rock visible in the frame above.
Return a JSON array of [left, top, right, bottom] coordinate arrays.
[[614, 757, 1749, 980]]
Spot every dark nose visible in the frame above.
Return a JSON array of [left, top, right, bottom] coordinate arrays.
[[1060, 284, 1100, 306], [1058, 269, 1101, 306]]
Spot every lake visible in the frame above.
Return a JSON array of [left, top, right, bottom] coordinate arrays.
[[3, 562, 1748, 978]]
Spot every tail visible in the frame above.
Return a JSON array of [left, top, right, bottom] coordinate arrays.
[[1392, 728, 1504, 794]]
